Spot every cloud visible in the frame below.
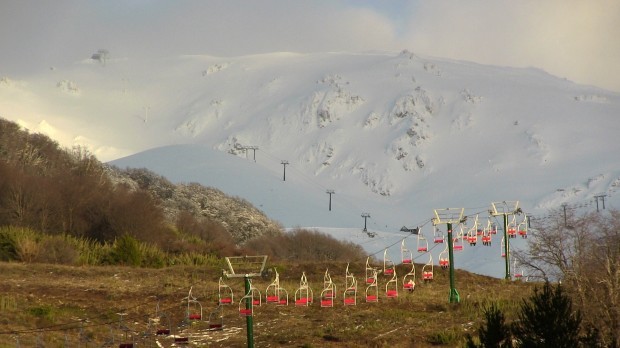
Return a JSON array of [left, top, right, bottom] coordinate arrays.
[[402, 0, 620, 91], [0, 0, 617, 92]]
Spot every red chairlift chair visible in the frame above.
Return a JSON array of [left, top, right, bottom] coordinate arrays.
[[294, 272, 313, 306], [417, 230, 429, 252], [422, 254, 434, 281], [365, 267, 379, 303], [401, 239, 413, 264], [343, 263, 357, 305], [438, 245, 449, 270], [385, 268, 398, 299], [383, 249, 395, 276], [218, 277, 234, 305], [265, 268, 289, 306], [433, 225, 445, 244]]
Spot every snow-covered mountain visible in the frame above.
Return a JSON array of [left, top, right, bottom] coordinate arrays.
[[2, 51, 619, 277]]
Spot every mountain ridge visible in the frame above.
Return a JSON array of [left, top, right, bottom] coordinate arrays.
[[2, 50, 619, 231]]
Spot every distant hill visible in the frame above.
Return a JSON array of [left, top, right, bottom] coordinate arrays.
[[0, 118, 280, 244]]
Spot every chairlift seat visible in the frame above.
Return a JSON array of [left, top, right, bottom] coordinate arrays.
[[174, 337, 189, 344], [266, 296, 279, 303], [366, 277, 376, 284], [344, 298, 356, 305], [386, 290, 398, 298], [295, 298, 310, 306], [209, 323, 223, 330], [403, 282, 415, 290], [402, 258, 412, 264], [366, 295, 378, 302], [423, 271, 433, 280], [454, 245, 463, 251], [384, 269, 394, 276], [321, 299, 334, 307], [417, 247, 428, 252], [433, 237, 444, 243], [219, 298, 233, 305], [156, 329, 170, 335], [188, 313, 201, 320], [508, 229, 517, 238], [239, 308, 253, 316]]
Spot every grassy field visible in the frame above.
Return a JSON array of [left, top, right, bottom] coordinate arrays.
[[0, 261, 534, 347]]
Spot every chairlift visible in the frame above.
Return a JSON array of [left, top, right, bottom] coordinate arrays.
[[383, 249, 395, 276], [507, 215, 517, 238], [265, 268, 289, 305], [517, 213, 528, 238], [438, 244, 449, 269], [385, 268, 398, 298], [365, 257, 378, 285], [453, 225, 465, 251], [417, 229, 429, 252], [402, 259, 416, 291], [182, 287, 202, 321], [365, 267, 379, 302], [218, 277, 234, 305], [466, 215, 479, 246], [207, 305, 224, 331], [115, 313, 135, 348], [320, 269, 336, 307], [343, 263, 357, 305], [422, 254, 434, 281], [294, 272, 313, 306], [238, 279, 261, 317], [481, 231, 492, 246], [174, 336, 190, 345], [153, 302, 171, 336], [481, 219, 493, 246], [513, 259, 525, 280], [433, 225, 445, 244], [467, 230, 478, 246], [401, 239, 413, 264]]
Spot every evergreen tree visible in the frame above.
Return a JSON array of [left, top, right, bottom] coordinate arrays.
[[512, 282, 582, 348], [466, 303, 513, 348]]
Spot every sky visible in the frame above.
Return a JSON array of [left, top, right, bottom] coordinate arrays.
[[1, 0, 619, 92]]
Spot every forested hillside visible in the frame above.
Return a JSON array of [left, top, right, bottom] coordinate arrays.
[[0, 118, 365, 264]]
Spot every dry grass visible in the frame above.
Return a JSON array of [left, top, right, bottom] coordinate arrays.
[[0, 261, 534, 347]]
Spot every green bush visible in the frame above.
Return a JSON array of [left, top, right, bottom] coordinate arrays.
[[427, 328, 462, 345], [465, 302, 512, 348], [109, 235, 142, 266], [0, 227, 18, 261], [512, 282, 583, 348], [28, 305, 55, 321], [0, 226, 40, 262]]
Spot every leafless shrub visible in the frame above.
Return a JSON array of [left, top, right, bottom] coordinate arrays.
[[515, 209, 619, 347]]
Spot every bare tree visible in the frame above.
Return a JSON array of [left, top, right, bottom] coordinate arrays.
[[515, 209, 619, 347]]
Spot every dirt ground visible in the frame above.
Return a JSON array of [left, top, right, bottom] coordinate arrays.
[[0, 261, 532, 347]]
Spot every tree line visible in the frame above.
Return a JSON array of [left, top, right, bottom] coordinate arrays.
[[0, 118, 367, 264], [467, 209, 619, 347]]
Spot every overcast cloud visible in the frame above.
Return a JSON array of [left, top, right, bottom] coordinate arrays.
[[1, 0, 618, 91]]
